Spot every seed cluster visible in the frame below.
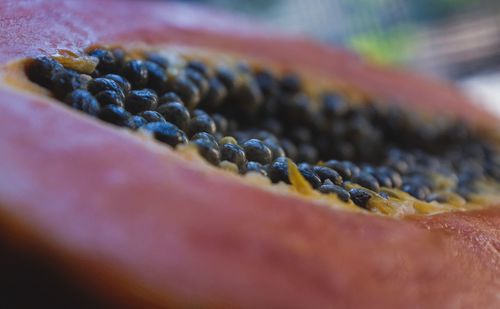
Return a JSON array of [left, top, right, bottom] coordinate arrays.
[[25, 48, 500, 210]]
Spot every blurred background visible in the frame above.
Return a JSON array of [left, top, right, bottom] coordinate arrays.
[[179, 0, 500, 116]]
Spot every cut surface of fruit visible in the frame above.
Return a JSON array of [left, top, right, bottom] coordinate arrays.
[[10, 45, 500, 217], [0, 0, 499, 308]]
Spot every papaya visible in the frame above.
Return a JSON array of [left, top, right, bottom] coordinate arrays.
[[0, 0, 499, 307]]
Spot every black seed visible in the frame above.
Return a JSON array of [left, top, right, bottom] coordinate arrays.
[[313, 166, 343, 185], [245, 161, 268, 176], [297, 144, 317, 164], [268, 157, 289, 184], [139, 110, 166, 123], [220, 143, 247, 169], [212, 113, 228, 135], [255, 70, 279, 97], [127, 115, 147, 130], [191, 135, 220, 166], [321, 93, 348, 119], [189, 113, 216, 136], [187, 60, 209, 77], [343, 161, 361, 178], [216, 67, 237, 93], [102, 74, 131, 94], [159, 92, 182, 105], [95, 90, 124, 107], [144, 61, 167, 93], [26, 56, 64, 88], [199, 77, 227, 109], [324, 160, 352, 180], [319, 183, 350, 202], [278, 94, 313, 126], [157, 102, 190, 132], [87, 78, 125, 98], [402, 183, 430, 200], [65, 89, 100, 116], [50, 69, 83, 99], [111, 48, 126, 68], [377, 167, 403, 188], [349, 188, 372, 208], [352, 172, 380, 192], [242, 139, 273, 165], [88, 49, 116, 74], [186, 69, 209, 98], [123, 60, 148, 89], [280, 139, 298, 161], [98, 104, 131, 126], [125, 89, 158, 114], [146, 52, 169, 69], [298, 164, 322, 188], [232, 78, 264, 114], [363, 166, 393, 188], [263, 138, 286, 160], [280, 74, 301, 94], [191, 132, 218, 146], [143, 121, 188, 148], [168, 76, 200, 111]]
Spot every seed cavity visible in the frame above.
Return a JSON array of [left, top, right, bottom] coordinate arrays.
[[22, 46, 500, 217]]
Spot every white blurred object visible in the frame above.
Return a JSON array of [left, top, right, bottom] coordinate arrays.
[[460, 73, 500, 118]]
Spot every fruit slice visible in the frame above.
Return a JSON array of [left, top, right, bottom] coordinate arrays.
[[0, 0, 499, 307]]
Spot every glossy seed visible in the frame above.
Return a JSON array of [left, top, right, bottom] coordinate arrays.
[[26, 56, 64, 88], [146, 52, 169, 69], [65, 89, 100, 116], [168, 76, 200, 111], [186, 69, 209, 97], [200, 77, 227, 109], [352, 172, 380, 192], [102, 74, 131, 94], [242, 139, 273, 165], [88, 49, 116, 74], [268, 157, 290, 184], [313, 166, 343, 185], [127, 115, 147, 130], [191, 134, 220, 166], [324, 160, 350, 178], [220, 143, 247, 169], [298, 164, 322, 189], [125, 89, 158, 114], [157, 102, 190, 132], [263, 139, 286, 160], [318, 183, 350, 202], [216, 67, 237, 93], [123, 60, 148, 89], [98, 104, 131, 126], [50, 69, 83, 99], [189, 113, 216, 136], [144, 61, 167, 92], [95, 90, 124, 107], [245, 161, 268, 176], [87, 78, 125, 98], [402, 183, 430, 200], [143, 121, 188, 148], [139, 110, 166, 123], [349, 188, 372, 208]]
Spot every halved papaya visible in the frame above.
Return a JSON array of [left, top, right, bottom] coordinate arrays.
[[0, 0, 499, 308]]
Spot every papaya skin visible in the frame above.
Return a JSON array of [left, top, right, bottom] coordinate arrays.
[[0, 0, 499, 307]]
